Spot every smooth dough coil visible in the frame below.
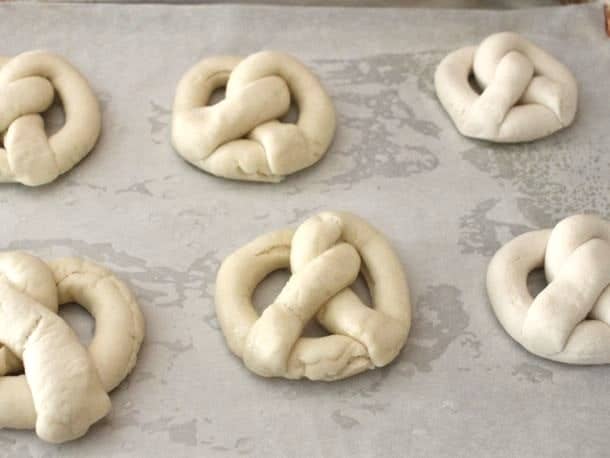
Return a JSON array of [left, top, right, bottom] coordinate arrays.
[[172, 51, 336, 183], [0, 51, 101, 186], [487, 214, 610, 364], [435, 32, 577, 143], [0, 252, 145, 443], [216, 211, 411, 381]]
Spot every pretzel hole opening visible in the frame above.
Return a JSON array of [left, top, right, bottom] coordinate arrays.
[[352, 273, 373, 308], [59, 303, 94, 346], [280, 101, 299, 124], [527, 268, 547, 299], [42, 96, 66, 137], [468, 74, 484, 96], [207, 87, 227, 106]]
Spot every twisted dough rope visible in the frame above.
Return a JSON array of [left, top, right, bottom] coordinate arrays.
[[487, 214, 610, 364], [435, 32, 578, 143], [0, 252, 145, 443], [216, 212, 411, 381], [172, 51, 336, 183], [0, 51, 101, 186]]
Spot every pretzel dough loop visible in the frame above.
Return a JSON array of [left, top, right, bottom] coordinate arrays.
[[0, 51, 101, 186], [172, 51, 336, 182], [435, 32, 578, 142], [0, 252, 144, 443], [216, 212, 411, 381], [487, 214, 610, 364]]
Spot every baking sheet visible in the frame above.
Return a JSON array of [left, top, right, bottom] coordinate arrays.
[[0, 2, 609, 457], [21, 0, 563, 7]]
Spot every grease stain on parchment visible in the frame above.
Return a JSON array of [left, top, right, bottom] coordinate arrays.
[[459, 138, 610, 254]]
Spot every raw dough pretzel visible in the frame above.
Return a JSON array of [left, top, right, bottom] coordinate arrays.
[[0, 252, 145, 443], [435, 32, 577, 143], [216, 211, 411, 381], [0, 50, 101, 186], [487, 214, 610, 364], [172, 51, 336, 183]]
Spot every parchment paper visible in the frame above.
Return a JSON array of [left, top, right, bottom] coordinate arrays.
[[0, 2, 609, 457]]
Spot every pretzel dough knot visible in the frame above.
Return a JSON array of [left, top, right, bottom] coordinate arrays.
[[488, 214, 610, 365], [435, 32, 578, 142], [216, 212, 411, 381], [0, 51, 101, 186], [0, 252, 144, 443], [172, 51, 336, 183]]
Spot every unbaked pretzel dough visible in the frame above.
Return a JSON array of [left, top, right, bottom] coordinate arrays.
[[0, 51, 101, 186], [435, 32, 577, 142], [0, 252, 145, 443], [172, 51, 336, 182], [216, 211, 411, 381], [487, 214, 610, 364]]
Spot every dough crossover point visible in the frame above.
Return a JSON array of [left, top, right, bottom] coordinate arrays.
[[216, 211, 411, 381], [435, 32, 577, 143], [172, 51, 336, 183], [488, 214, 610, 364], [0, 252, 145, 443], [0, 51, 101, 186]]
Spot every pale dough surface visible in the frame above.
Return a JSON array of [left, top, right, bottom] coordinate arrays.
[[216, 211, 411, 381], [172, 51, 336, 183], [0, 50, 101, 186], [434, 32, 578, 143], [487, 214, 610, 364], [0, 252, 145, 443], [1, 3, 609, 456]]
